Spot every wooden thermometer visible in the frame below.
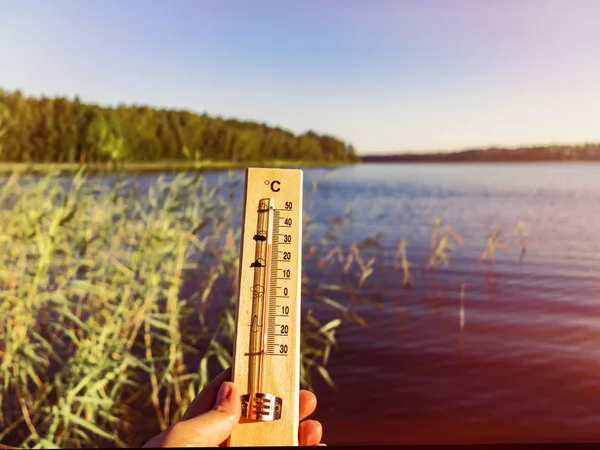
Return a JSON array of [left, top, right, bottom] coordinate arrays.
[[227, 168, 303, 447]]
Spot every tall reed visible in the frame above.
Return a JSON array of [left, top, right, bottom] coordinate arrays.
[[0, 170, 366, 448]]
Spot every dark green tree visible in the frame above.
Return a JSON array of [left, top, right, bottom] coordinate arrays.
[[0, 88, 359, 165]]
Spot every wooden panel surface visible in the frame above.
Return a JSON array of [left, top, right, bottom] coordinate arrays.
[[228, 168, 303, 447]]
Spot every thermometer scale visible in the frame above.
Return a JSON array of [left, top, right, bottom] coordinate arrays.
[[228, 168, 303, 447]]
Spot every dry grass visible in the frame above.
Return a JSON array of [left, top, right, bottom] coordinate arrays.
[[0, 169, 367, 448]]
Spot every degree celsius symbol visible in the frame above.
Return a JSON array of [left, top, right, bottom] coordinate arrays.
[[264, 179, 281, 192]]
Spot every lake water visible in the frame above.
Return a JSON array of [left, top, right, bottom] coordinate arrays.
[[298, 163, 600, 445], [129, 162, 600, 445], [9, 162, 600, 445]]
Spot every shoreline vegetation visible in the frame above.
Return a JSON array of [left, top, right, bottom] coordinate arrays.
[[0, 159, 351, 174], [0, 88, 359, 172]]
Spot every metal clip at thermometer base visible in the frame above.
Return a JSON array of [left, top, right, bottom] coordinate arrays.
[[241, 393, 282, 421], [227, 168, 303, 447]]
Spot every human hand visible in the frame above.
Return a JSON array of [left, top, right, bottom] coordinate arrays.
[[143, 367, 325, 447]]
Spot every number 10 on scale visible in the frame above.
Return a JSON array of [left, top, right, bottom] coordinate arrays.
[[228, 168, 303, 447]]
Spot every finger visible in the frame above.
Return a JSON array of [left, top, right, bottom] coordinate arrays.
[[174, 381, 242, 447], [182, 367, 232, 420], [299, 390, 317, 421], [298, 420, 322, 446]]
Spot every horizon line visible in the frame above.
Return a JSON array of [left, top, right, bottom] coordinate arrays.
[[358, 140, 600, 156]]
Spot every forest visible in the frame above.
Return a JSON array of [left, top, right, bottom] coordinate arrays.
[[362, 144, 600, 163], [0, 89, 358, 165]]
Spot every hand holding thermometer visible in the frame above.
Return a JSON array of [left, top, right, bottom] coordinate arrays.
[[227, 168, 303, 447]]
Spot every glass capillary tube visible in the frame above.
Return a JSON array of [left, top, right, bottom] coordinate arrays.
[[248, 198, 273, 397]]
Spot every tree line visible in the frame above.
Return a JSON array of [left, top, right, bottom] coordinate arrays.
[[0, 88, 358, 164], [362, 144, 600, 163]]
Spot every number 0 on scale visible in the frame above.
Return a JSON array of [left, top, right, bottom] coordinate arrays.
[[227, 168, 303, 447]]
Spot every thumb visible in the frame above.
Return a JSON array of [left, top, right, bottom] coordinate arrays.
[[174, 381, 241, 447]]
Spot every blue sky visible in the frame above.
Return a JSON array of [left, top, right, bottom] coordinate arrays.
[[1, 0, 599, 154]]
